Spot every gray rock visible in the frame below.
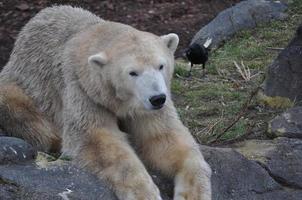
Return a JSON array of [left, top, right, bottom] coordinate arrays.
[[0, 137, 37, 164], [269, 106, 302, 138], [203, 146, 277, 200], [152, 144, 302, 199], [1, 140, 302, 200], [235, 138, 302, 190], [264, 24, 302, 101], [0, 162, 117, 200], [202, 145, 302, 200], [191, 0, 288, 48]]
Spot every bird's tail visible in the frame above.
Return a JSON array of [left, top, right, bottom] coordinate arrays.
[[203, 38, 212, 48]]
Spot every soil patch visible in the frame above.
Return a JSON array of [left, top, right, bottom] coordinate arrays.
[[0, 0, 239, 68]]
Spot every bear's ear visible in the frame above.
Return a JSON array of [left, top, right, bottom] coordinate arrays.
[[161, 33, 179, 53], [88, 52, 108, 68]]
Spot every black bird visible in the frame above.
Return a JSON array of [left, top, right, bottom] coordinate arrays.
[[185, 38, 212, 76]]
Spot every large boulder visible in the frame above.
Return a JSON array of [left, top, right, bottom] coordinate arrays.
[[191, 0, 287, 48], [235, 138, 302, 190], [0, 162, 117, 200], [264, 24, 302, 101], [1, 137, 302, 200], [202, 146, 301, 200], [268, 106, 302, 139]]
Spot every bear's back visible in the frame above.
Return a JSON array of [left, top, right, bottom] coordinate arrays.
[[2, 6, 103, 78], [0, 6, 103, 132]]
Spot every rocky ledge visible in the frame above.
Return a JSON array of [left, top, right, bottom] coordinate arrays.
[[1, 134, 302, 200]]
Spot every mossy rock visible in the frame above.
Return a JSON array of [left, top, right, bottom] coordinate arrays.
[[268, 106, 302, 139], [257, 90, 294, 109]]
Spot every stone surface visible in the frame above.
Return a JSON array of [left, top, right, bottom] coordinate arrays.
[[0, 137, 37, 164], [235, 138, 302, 190], [191, 0, 288, 48], [269, 106, 302, 138], [1, 137, 302, 200], [203, 146, 279, 200], [203, 145, 302, 200], [0, 162, 117, 200], [264, 24, 302, 101]]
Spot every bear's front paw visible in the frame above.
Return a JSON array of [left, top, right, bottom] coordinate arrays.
[[115, 173, 162, 200], [174, 159, 212, 200]]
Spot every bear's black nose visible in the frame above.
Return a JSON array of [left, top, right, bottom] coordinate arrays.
[[149, 94, 166, 109]]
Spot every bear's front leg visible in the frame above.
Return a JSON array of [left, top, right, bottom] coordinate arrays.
[[132, 107, 212, 200], [65, 127, 162, 200], [173, 149, 212, 200]]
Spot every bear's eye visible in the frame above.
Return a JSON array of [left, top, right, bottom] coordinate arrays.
[[129, 71, 138, 77], [159, 65, 164, 70]]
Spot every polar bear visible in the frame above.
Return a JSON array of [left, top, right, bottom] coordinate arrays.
[[0, 6, 211, 200]]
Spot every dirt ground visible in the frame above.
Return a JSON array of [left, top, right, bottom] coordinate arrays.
[[0, 0, 239, 68]]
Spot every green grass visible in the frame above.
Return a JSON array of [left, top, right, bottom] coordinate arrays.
[[219, 119, 247, 141], [172, 0, 302, 144], [174, 62, 190, 77]]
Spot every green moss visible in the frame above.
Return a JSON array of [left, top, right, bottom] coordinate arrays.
[[234, 140, 276, 163], [59, 155, 73, 161], [257, 92, 294, 109]]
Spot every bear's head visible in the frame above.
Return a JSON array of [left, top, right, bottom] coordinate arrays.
[[85, 26, 179, 116]]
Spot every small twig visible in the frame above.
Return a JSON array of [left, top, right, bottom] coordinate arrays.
[[208, 118, 223, 135], [234, 61, 252, 81], [234, 61, 245, 80], [220, 77, 242, 85], [192, 119, 205, 126], [175, 73, 191, 81], [250, 72, 262, 79], [175, 73, 207, 83], [208, 87, 260, 144], [213, 122, 255, 146], [195, 110, 225, 140], [266, 47, 285, 51], [192, 76, 206, 82], [241, 61, 250, 80], [191, 67, 204, 70], [209, 118, 223, 135]]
